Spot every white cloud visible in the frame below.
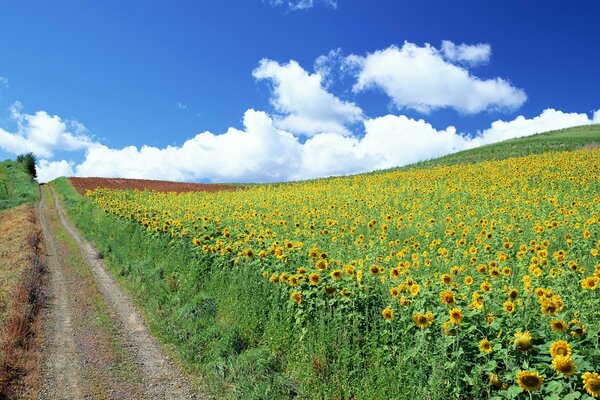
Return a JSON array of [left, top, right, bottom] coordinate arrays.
[[0, 102, 94, 158], [177, 102, 188, 110], [35, 107, 600, 183], [593, 110, 600, 124], [0, 77, 8, 88], [441, 40, 491, 66], [265, 0, 337, 10], [36, 159, 75, 183], [347, 41, 526, 114], [253, 59, 363, 136]]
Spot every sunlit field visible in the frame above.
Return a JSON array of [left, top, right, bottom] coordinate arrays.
[[82, 149, 599, 399]]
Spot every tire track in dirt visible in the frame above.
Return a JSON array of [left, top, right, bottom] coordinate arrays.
[[45, 185, 200, 399], [38, 185, 86, 399]]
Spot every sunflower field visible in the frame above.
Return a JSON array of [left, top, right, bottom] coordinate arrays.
[[84, 149, 599, 399]]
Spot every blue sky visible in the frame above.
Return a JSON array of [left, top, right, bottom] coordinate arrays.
[[0, 0, 599, 182]]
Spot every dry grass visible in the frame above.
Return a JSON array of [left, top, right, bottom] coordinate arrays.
[[0, 204, 45, 399]]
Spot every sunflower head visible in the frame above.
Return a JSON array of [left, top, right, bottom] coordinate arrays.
[[514, 331, 533, 351], [308, 272, 322, 286], [449, 308, 464, 324], [552, 356, 576, 377], [479, 338, 492, 353], [516, 370, 544, 392], [290, 291, 302, 304], [413, 312, 433, 329], [381, 307, 394, 321], [550, 319, 568, 333], [440, 290, 455, 306], [550, 340, 572, 358], [582, 372, 600, 398]]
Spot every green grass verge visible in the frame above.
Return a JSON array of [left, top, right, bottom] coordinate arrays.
[[0, 159, 39, 211]]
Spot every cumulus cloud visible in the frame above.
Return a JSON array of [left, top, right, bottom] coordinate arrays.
[[441, 40, 491, 66], [347, 41, 526, 114], [264, 0, 337, 10], [0, 102, 94, 158], [35, 107, 599, 183], [253, 59, 363, 136], [0, 77, 8, 88], [36, 159, 75, 183]]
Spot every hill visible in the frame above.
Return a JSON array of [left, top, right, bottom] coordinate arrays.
[[402, 123, 599, 170]]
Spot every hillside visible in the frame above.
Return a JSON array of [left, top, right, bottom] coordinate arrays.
[[402, 123, 599, 170]]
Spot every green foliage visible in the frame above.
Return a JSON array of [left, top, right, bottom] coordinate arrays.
[[0, 158, 39, 211], [16, 152, 37, 179]]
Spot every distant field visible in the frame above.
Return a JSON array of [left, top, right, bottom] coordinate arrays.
[[69, 177, 238, 194]]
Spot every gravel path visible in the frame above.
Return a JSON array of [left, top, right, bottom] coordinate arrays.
[[38, 185, 201, 399]]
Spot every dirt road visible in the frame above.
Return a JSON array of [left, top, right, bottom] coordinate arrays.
[[38, 185, 200, 399]]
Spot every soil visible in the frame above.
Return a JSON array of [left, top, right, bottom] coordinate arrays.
[[38, 186, 201, 399], [69, 177, 239, 194]]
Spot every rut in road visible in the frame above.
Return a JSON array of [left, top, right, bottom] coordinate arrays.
[[38, 185, 201, 399]]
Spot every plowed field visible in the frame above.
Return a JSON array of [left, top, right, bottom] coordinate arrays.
[[69, 177, 237, 194]]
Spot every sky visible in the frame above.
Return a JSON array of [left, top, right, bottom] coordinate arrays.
[[0, 0, 599, 183]]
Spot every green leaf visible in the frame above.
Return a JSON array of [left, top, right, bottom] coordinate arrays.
[[506, 385, 523, 399], [562, 393, 581, 400]]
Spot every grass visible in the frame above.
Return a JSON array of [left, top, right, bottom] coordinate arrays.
[[0, 159, 39, 211], [51, 124, 600, 399]]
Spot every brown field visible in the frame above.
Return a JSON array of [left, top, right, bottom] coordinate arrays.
[[0, 204, 45, 399], [68, 177, 239, 194]]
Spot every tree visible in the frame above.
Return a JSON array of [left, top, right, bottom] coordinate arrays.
[[16, 153, 37, 179]]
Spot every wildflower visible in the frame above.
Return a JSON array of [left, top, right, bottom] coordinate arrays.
[[440, 290, 455, 306], [308, 272, 321, 286], [330, 269, 343, 280], [449, 308, 463, 325]]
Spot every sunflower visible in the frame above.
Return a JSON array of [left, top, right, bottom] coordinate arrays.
[[571, 321, 587, 337], [308, 272, 322, 286], [489, 374, 502, 388], [369, 264, 380, 275], [479, 338, 492, 353], [516, 370, 544, 392], [409, 283, 421, 297], [343, 264, 355, 276], [582, 372, 600, 398], [440, 290, 455, 306], [581, 276, 599, 290], [549, 340, 572, 358], [413, 312, 433, 328], [315, 259, 328, 271], [507, 288, 518, 299], [449, 308, 464, 324], [330, 269, 343, 280], [480, 281, 492, 292], [390, 287, 400, 298], [288, 275, 300, 287], [441, 273, 453, 285], [514, 331, 533, 351], [382, 307, 394, 321], [464, 276, 474, 285], [442, 321, 457, 335], [503, 301, 515, 314], [552, 356, 576, 377], [290, 291, 302, 304], [389, 267, 400, 279], [550, 319, 568, 333]]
